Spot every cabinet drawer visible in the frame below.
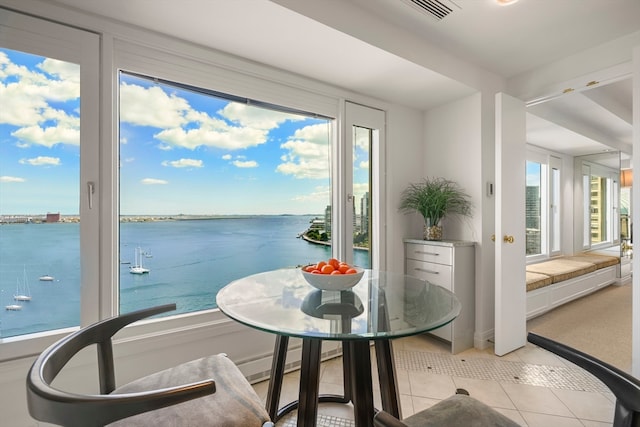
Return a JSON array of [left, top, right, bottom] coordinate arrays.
[[405, 243, 452, 265], [406, 259, 452, 290]]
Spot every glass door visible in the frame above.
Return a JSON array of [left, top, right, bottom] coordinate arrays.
[[0, 10, 99, 339], [343, 102, 385, 270]]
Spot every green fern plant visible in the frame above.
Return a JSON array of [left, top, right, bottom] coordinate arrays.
[[399, 177, 472, 227]]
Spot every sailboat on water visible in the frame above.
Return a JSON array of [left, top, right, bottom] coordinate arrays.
[[14, 267, 32, 302], [5, 302, 22, 311], [129, 246, 150, 274]]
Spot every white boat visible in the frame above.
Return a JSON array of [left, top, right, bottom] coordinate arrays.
[[5, 303, 22, 311], [129, 247, 150, 274], [14, 267, 32, 302], [39, 274, 54, 281]]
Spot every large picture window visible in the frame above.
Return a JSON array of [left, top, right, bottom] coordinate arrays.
[[117, 72, 344, 315], [0, 11, 384, 360]]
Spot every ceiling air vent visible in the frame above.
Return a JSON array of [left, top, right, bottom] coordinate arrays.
[[400, 0, 460, 21]]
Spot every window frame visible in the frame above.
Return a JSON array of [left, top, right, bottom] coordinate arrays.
[[107, 41, 387, 336], [580, 161, 620, 251], [0, 9, 100, 359], [525, 150, 562, 262]]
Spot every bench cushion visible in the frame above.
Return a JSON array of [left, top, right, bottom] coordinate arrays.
[[526, 271, 553, 292], [563, 253, 619, 269], [526, 258, 597, 284]]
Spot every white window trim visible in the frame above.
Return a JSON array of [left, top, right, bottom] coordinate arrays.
[[548, 155, 562, 257], [0, 9, 100, 359]]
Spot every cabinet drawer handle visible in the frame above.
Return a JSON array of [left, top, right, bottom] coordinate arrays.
[[415, 251, 440, 256], [414, 268, 439, 275]]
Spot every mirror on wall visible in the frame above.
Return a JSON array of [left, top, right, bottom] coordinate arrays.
[[574, 151, 621, 252], [526, 75, 632, 258]]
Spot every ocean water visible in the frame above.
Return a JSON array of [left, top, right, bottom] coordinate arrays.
[[0, 215, 370, 338]]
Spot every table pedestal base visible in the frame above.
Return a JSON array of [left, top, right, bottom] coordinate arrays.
[[266, 336, 400, 427]]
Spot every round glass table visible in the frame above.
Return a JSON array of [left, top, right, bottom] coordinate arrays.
[[216, 268, 461, 427]]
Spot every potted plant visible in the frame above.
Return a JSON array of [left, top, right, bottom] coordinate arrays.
[[399, 177, 472, 240]]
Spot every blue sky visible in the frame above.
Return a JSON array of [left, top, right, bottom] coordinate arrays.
[[0, 48, 371, 216]]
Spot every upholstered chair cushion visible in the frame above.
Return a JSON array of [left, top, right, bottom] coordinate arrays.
[[398, 394, 519, 427], [108, 354, 272, 427]]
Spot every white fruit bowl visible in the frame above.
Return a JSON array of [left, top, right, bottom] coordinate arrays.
[[301, 267, 365, 291]]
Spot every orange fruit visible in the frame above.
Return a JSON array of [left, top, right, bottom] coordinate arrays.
[[320, 264, 335, 274]]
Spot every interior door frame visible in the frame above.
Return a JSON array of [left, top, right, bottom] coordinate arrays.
[[494, 92, 527, 356], [632, 45, 640, 376]]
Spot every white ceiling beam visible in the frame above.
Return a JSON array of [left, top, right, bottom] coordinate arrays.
[[582, 88, 633, 125], [527, 100, 632, 154]]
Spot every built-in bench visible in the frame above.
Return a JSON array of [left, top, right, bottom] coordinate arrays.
[[526, 252, 620, 319]]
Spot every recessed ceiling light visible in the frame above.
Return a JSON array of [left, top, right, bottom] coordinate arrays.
[[496, 0, 520, 5]]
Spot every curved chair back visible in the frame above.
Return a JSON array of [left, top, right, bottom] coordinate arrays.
[[26, 304, 217, 427], [528, 332, 640, 427]]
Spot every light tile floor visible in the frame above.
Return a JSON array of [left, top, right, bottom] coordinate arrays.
[[252, 334, 616, 426]]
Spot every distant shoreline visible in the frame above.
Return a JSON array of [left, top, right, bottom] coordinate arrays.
[[0, 213, 321, 224], [301, 231, 369, 252]]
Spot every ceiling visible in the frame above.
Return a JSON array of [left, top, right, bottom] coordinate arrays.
[[46, 0, 640, 158]]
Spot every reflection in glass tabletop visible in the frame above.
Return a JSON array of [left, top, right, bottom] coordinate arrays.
[[216, 268, 461, 340]]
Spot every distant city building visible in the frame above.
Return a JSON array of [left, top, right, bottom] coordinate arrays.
[[308, 218, 325, 231], [46, 212, 61, 223], [360, 192, 370, 234], [324, 205, 332, 235], [590, 177, 605, 242], [526, 186, 541, 255]]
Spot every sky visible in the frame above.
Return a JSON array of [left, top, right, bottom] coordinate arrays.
[[0, 48, 371, 216]]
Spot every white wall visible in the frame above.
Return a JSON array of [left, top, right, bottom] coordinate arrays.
[[386, 105, 426, 272], [423, 94, 491, 346]]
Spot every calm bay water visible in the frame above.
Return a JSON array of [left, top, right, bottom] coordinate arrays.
[[0, 215, 370, 338]]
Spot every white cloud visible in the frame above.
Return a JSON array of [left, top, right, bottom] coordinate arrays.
[[0, 176, 25, 183], [292, 185, 330, 202], [154, 123, 268, 150], [220, 103, 305, 130], [0, 52, 81, 149], [161, 158, 203, 168], [232, 159, 258, 168], [141, 178, 168, 185], [353, 182, 369, 200], [221, 154, 232, 160], [12, 123, 79, 147], [354, 129, 372, 152], [359, 160, 369, 169], [119, 82, 190, 128], [20, 156, 61, 166], [119, 82, 307, 151], [277, 123, 330, 179], [38, 58, 80, 85]]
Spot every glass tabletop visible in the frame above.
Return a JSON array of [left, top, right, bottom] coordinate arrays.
[[216, 268, 461, 341]]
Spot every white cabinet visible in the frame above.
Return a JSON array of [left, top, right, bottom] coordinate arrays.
[[404, 239, 475, 354]]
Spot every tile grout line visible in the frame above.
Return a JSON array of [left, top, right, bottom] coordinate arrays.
[[394, 349, 610, 394]]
